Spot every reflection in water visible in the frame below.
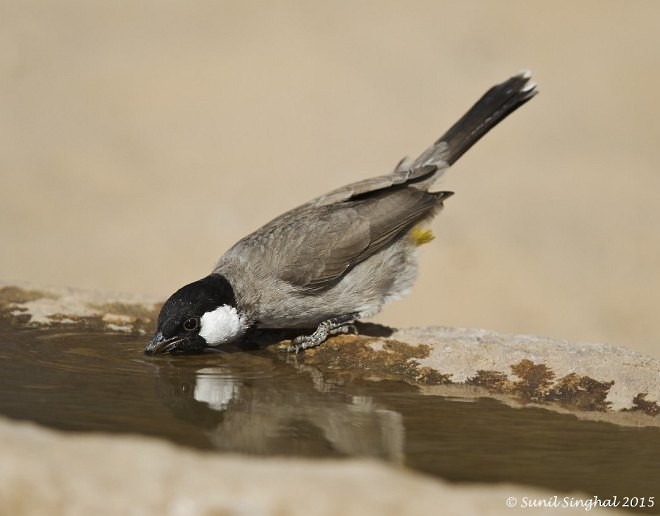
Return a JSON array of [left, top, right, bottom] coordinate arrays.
[[194, 368, 240, 411], [1, 328, 660, 512], [163, 364, 404, 461]]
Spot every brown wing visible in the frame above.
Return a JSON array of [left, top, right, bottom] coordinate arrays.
[[272, 187, 443, 291]]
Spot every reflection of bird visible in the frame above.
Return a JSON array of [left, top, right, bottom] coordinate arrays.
[[146, 71, 537, 355], [192, 368, 405, 461], [194, 367, 241, 411]]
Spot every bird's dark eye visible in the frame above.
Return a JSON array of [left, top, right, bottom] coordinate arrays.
[[183, 318, 199, 332]]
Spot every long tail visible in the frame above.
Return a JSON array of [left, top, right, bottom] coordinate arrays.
[[405, 70, 537, 173], [313, 71, 537, 207]]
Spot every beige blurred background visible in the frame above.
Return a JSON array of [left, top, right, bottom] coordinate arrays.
[[1, 1, 659, 357]]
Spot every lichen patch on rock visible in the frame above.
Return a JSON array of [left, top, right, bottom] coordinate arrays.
[[297, 336, 452, 386], [468, 361, 615, 413], [625, 393, 660, 416]]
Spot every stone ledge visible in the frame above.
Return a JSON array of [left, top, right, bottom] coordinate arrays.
[[294, 329, 660, 426], [0, 282, 159, 334]]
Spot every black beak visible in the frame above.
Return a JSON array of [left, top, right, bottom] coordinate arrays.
[[144, 332, 186, 355]]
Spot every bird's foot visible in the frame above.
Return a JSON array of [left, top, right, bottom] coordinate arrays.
[[282, 313, 360, 353]]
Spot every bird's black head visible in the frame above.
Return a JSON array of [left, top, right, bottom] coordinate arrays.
[[145, 274, 244, 355]]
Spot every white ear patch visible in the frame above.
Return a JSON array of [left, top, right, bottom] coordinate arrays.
[[199, 305, 247, 346]]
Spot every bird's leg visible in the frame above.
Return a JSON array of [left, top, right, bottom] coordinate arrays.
[[283, 313, 360, 353]]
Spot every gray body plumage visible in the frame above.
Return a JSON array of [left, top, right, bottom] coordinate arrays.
[[214, 184, 448, 328], [214, 71, 537, 330]]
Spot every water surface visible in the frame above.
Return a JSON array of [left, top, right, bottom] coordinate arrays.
[[1, 327, 658, 510]]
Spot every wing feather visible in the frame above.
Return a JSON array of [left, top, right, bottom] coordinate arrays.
[[274, 188, 441, 291]]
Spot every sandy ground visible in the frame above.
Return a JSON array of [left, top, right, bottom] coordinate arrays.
[[1, 1, 659, 357]]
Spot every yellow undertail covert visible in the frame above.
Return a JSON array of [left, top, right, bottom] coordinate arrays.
[[410, 226, 434, 246]]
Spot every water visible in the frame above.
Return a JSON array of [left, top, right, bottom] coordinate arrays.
[[1, 327, 659, 510]]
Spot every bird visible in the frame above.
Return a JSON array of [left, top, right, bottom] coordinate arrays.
[[145, 71, 537, 355]]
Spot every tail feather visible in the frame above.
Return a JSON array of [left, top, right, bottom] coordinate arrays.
[[315, 71, 536, 208], [410, 70, 538, 171]]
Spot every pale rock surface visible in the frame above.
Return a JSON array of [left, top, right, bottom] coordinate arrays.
[[0, 417, 613, 516]]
